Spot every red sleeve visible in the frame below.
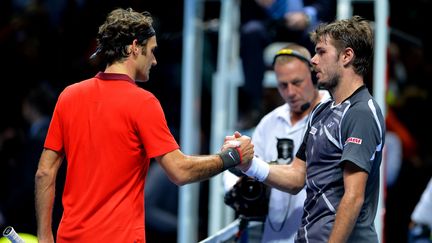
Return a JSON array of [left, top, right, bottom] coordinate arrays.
[[135, 96, 179, 158]]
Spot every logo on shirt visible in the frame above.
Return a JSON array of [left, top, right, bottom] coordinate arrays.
[[346, 137, 362, 145], [327, 121, 335, 128], [310, 126, 317, 135], [276, 138, 294, 164]]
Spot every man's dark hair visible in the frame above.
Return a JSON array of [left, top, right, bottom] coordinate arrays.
[[310, 16, 374, 77], [95, 8, 155, 65]]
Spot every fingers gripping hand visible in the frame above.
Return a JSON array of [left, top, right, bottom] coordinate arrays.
[[221, 131, 243, 151], [224, 132, 267, 181], [219, 132, 254, 170], [225, 131, 254, 165], [236, 135, 254, 164], [222, 137, 239, 151]]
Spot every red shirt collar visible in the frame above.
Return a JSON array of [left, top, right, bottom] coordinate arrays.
[[95, 72, 136, 85]]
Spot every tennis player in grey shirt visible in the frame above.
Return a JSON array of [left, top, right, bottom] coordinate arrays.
[[226, 15, 385, 243]]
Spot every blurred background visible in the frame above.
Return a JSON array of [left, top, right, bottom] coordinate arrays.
[[0, 0, 431, 242]]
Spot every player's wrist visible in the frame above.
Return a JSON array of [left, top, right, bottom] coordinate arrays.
[[243, 157, 269, 182], [219, 148, 242, 170]]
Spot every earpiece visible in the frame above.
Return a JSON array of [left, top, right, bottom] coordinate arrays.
[[300, 102, 311, 112]]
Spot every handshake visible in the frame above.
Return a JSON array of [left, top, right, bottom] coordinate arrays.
[[221, 132, 271, 218], [219, 131, 270, 182], [219, 131, 253, 171]]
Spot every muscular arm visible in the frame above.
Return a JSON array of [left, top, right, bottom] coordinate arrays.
[[35, 149, 64, 243], [265, 157, 306, 194], [156, 136, 254, 186], [328, 161, 368, 243], [156, 150, 224, 186]]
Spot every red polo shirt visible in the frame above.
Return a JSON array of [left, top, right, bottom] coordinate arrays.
[[44, 72, 179, 242]]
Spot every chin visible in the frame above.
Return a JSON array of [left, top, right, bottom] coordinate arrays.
[[136, 74, 149, 82]]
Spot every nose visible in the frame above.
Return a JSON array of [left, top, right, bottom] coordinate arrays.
[[285, 83, 296, 97], [311, 54, 318, 66]]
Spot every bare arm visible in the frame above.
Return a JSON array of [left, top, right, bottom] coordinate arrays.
[[156, 136, 254, 186], [35, 149, 64, 243], [265, 157, 306, 194], [156, 150, 222, 185], [328, 161, 368, 243]]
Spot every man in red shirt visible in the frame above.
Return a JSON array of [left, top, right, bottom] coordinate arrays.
[[35, 8, 254, 243]]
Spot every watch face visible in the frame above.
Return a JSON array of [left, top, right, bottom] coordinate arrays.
[[276, 138, 294, 164]]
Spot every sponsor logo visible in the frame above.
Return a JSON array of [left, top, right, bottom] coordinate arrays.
[[346, 137, 362, 145], [310, 127, 317, 135], [228, 151, 236, 161], [276, 138, 294, 164]]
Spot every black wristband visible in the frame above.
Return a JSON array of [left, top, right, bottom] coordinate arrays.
[[219, 148, 241, 170]]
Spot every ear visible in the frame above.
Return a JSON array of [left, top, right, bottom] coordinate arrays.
[[341, 47, 354, 66], [130, 39, 139, 55]]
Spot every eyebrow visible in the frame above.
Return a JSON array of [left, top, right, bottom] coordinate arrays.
[[278, 78, 304, 85]]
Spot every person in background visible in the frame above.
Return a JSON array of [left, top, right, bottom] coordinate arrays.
[[238, 0, 336, 129], [35, 8, 254, 243]]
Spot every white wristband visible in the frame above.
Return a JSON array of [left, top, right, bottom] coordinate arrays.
[[243, 157, 269, 182]]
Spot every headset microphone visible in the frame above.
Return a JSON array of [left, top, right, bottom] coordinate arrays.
[[300, 102, 311, 112]]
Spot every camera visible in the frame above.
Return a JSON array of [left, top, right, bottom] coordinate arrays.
[[224, 176, 270, 219]]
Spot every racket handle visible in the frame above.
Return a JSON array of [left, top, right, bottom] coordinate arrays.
[[3, 226, 25, 243]]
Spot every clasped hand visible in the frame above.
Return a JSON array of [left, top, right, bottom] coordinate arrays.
[[221, 131, 254, 170]]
